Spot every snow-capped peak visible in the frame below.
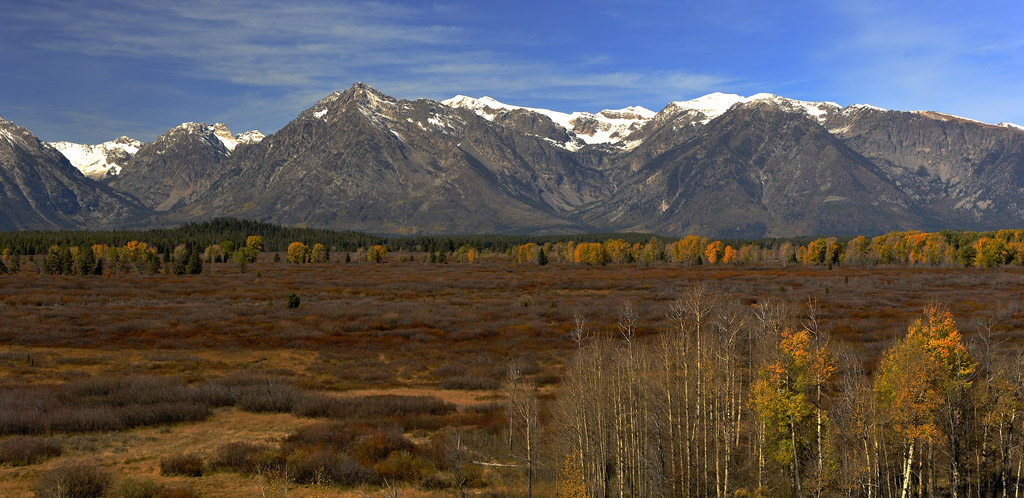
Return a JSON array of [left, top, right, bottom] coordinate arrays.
[[599, 106, 656, 120], [999, 122, 1024, 131], [665, 92, 747, 123], [442, 95, 519, 119], [848, 103, 888, 112], [49, 136, 142, 179], [442, 95, 654, 148], [666, 92, 841, 124], [165, 122, 262, 152], [235, 130, 265, 144], [211, 123, 238, 150]]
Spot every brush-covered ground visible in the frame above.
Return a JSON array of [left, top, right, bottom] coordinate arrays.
[[1, 254, 1022, 497]]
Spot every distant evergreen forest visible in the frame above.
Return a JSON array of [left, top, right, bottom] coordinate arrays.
[[0, 218, 820, 256]]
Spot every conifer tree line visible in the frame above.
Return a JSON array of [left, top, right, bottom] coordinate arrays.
[[4, 218, 1024, 269], [549, 288, 1022, 498], [0, 218, 662, 257]]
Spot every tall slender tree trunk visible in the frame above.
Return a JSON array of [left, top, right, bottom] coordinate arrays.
[[792, 415, 802, 497], [901, 441, 915, 498], [817, 382, 824, 498], [684, 345, 692, 498], [864, 438, 873, 498], [1014, 448, 1021, 498], [664, 346, 679, 498]]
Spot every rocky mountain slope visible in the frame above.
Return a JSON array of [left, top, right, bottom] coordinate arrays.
[[171, 84, 610, 233], [0, 116, 148, 230], [107, 123, 263, 212], [4, 84, 1024, 236]]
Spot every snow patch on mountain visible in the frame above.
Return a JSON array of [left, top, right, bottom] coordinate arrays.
[[999, 122, 1024, 131], [50, 136, 141, 179], [0, 127, 17, 146]]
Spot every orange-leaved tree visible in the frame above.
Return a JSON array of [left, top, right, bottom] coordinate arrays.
[[874, 306, 974, 498]]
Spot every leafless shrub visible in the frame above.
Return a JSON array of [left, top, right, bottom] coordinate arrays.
[[286, 448, 379, 486], [33, 459, 111, 498], [293, 394, 455, 419], [0, 435, 62, 465], [440, 376, 500, 390], [159, 451, 205, 477], [209, 441, 275, 473], [0, 376, 209, 436]]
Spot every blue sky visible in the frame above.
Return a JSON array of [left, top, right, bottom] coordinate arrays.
[[2, 0, 1022, 143]]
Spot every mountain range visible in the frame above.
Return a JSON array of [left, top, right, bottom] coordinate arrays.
[[2, 83, 1023, 237]]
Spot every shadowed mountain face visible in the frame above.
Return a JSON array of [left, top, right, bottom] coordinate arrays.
[[171, 84, 609, 234], [0, 117, 148, 231], [582, 101, 934, 238], [10, 84, 1024, 236], [108, 123, 250, 212]]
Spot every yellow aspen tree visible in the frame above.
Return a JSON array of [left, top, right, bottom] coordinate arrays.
[[245, 235, 264, 259], [368, 244, 388, 263], [286, 242, 308, 263], [874, 306, 974, 498], [844, 235, 871, 265], [557, 450, 587, 498], [311, 243, 328, 263], [639, 236, 664, 264], [974, 237, 1008, 267], [603, 239, 629, 264], [738, 243, 760, 264], [573, 242, 605, 265], [751, 327, 822, 497]]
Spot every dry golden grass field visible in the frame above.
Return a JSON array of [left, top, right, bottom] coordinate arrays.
[[1, 255, 1023, 497]]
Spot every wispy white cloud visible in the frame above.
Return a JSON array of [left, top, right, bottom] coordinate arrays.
[[3, 0, 731, 138], [815, 0, 1024, 123]]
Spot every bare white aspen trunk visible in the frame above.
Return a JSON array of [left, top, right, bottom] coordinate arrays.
[[901, 441, 915, 498]]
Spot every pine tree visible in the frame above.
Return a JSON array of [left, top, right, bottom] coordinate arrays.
[[59, 246, 73, 275], [537, 248, 548, 266], [186, 249, 203, 274], [79, 246, 96, 275]]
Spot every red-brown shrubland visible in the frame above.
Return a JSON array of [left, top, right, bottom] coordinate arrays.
[[2, 256, 1024, 496]]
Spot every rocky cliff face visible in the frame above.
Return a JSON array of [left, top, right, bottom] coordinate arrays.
[[825, 107, 1024, 229], [0, 116, 148, 230]]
